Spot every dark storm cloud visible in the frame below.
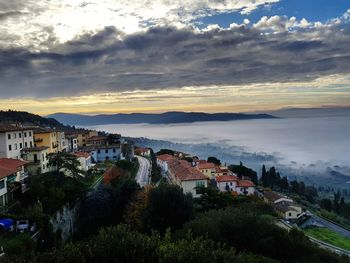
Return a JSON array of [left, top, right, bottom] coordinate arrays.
[[1, 22, 350, 98]]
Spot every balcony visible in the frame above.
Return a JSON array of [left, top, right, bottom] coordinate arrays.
[[19, 171, 29, 180]]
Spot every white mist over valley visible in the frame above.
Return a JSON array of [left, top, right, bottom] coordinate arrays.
[[85, 115, 350, 188]]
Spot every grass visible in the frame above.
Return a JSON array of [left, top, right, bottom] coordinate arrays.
[[304, 226, 350, 251]]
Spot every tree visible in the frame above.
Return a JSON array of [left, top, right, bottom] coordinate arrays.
[[229, 164, 258, 185], [207, 156, 221, 166], [142, 183, 194, 233], [47, 152, 83, 177], [320, 198, 333, 212], [261, 165, 268, 187]]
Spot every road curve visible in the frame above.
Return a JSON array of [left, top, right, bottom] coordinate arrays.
[[135, 155, 151, 187]]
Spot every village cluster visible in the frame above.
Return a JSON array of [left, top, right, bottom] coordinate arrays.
[[0, 123, 134, 209], [0, 122, 303, 228]]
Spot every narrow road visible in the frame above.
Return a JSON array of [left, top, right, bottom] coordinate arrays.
[[311, 213, 350, 239], [135, 155, 151, 187]]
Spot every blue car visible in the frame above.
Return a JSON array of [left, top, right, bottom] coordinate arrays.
[[0, 218, 14, 232]]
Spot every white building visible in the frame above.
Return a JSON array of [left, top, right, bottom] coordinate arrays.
[[263, 191, 303, 220], [73, 152, 93, 171], [21, 146, 50, 175], [90, 145, 122, 163], [216, 175, 255, 196], [236, 180, 256, 195], [156, 154, 176, 172], [56, 131, 68, 152], [66, 134, 78, 152], [0, 124, 34, 160], [167, 159, 208, 198], [0, 158, 29, 206]]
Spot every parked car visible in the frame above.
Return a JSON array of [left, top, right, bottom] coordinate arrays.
[[0, 218, 14, 232], [16, 220, 29, 232]]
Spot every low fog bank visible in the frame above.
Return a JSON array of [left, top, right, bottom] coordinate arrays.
[[87, 115, 350, 189], [131, 137, 350, 190]]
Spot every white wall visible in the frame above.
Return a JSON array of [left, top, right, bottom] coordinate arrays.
[[0, 177, 8, 206], [0, 130, 34, 159], [91, 147, 122, 162], [217, 181, 237, 192], [156, 159, 168, 172], [181, 179, 207, 198], [236, 186, 255, 196]]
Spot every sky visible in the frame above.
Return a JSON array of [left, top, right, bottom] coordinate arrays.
[[1, 0, 350, 115]]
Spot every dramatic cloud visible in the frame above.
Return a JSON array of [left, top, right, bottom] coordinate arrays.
[[0, 0, 279, 49], [1, 15, 350, 99]]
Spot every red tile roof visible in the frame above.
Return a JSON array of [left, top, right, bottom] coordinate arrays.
[[0, 158, 28, 179], [87, 136, 107, 141], [237, 180, 255, 188], [0, 123, 34, 133], [168, 160, 207, 181], [197, 162, 215, 170], [156, 154, 175, 162], [73, 152, 91, 158], [216, 175, 239, 182]]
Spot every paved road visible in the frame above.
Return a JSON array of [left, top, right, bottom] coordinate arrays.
[[278, 219, 350, 256], [311, 213, 350, 239], [135, 156, 151, 187]]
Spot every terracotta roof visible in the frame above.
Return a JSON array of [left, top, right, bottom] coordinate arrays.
[[73, 152, 91, 158], [65, 130, 89, 135], [0, 123, 34, 133], [237, 180, 255, 188], [156, 154, 175, 162], [216, 175, 239, 182], [168, 159, 207, 181], [197, 162, 215, 170], [34, 127, 55, 134], [0, 158, 28, 179], [21, 146, 49, 152], [87, 136, 107, 141], [263, 191, 284, 202], [136, 147, 150, 153], [65, 134, 78, 139], [275, 202, 299, 213]]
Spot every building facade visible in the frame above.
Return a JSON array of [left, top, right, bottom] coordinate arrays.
[[0, 158, 29, 206], [21, 146, 50, 175], [33, 128, 59, 153], [0, 124, 34, 159]]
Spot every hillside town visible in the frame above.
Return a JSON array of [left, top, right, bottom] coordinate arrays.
[[0, 120, 349, 261], [0, 123, 134, 207]]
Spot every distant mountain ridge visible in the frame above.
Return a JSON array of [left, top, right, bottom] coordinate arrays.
[[0, 110, 64, 128], [47, 111, 277, 126]]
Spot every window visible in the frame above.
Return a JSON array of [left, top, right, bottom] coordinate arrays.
[[24, 132, 27, 137], [8, 145, 12, 151], [25, 142, 27, 147], [30, 141, 33, 147], [97, 149, 101, 154], [195, 181, 205, 187], [113, 149, 116, 153], [7, 134, 11, 140], [105, 149, 108, 153], [0, 180, 5, 189], [14, 143, 17, 150], [29, 131, 32, 136], [289, 212, 292, 217], [19, 143, 22, 149], [19, 133, 22, 138], [14, 133, 16, 139], [42, 154, 44, 160]]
